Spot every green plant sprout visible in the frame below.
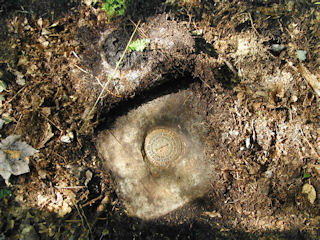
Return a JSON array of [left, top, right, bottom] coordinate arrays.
[[129, 39, 150, 52], [0, 188, 11, 200], [102, 0, 130, 19], [302, 169, 311, 180]]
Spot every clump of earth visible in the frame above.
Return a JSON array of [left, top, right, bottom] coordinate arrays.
[[0, 0, 320, 239]]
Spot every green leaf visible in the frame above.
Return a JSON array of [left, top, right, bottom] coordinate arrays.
[[0, 80, 7, 93], [128, 39, 151, 52], [3, 118, 12, 124], [118, 8, 125, 16], [102, 0, 129, 19], [297, 50, 307, 61], [0, 188, 11, 199], [302, 172, 311, 180], [0, 95, 4, 101]]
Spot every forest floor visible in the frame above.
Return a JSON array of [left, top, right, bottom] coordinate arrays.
[[0, 0, 320, 239]]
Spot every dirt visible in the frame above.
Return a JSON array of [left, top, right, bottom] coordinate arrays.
[[0, 0, 320, 239]]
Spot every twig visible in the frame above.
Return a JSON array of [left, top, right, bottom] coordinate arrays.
[[3, 86, 26, 107], [222, 58, 238, 76], [65, 219, 81, 223], [95, 76, 104, 87], [72, 51, 81, 60], [53, 152, 67, 164], [248, 12, 259, 36], [40, 112, 62, 132], [74, 64, 121, 98], [55, 186, 85, 189], [74, 64, 88, 74], [81, 195, 103, 208], [73, 200, 92, 234], [13, 114, 23, 134], [96, 77, 121, 98], [300, 128, 320, 159], [199, 79, 214, 91], [129, 18, 147, 39]]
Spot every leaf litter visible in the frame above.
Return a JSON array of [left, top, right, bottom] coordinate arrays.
[[0, 135, 38, 185], [0, 0, 320, 239]]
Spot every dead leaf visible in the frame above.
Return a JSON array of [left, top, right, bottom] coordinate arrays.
[[12, 69, 25, 86], [2, 149, 21, 159], [203, 210, 222, 218], [38, 123, 54, 149], [0, 135, 38, 185]]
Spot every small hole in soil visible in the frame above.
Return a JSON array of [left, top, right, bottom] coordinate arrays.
[[101, 28, 145, 70], [215, 65, 239, 89], [42, 97, 56, 108], [86, 174, 102, 201], [54, 25, 64, 33], [235, 21, 251, 32], [194, 37, 218, 58]]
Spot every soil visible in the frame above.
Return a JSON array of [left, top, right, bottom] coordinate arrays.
[[0, 0, 320, 239]]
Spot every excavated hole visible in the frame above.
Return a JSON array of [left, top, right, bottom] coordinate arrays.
[[95, 70, 213, 221], [96, 71, 199, 131]]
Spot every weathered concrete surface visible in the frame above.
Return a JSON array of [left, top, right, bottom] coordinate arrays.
[[96, 90, 212, 220]]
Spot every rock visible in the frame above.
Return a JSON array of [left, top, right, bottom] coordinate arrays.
[[302, 183, 316, 204]]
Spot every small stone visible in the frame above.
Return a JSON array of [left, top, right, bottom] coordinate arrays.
[[37, 18, 43, 28], [60, 132, 74, 143], [245, 137, 251, 149], [271, 44, 285, 52], [41, 41, 49, 48], [314, 165, 320, 176], [58, 202, 72, 217], [203, 210, 221, 218], [302, 183, 316, 204], [38, 169, 47, 179], [291, 95, 298, 102], [297, 50, 307, 61], [83, 0, 94, 6]]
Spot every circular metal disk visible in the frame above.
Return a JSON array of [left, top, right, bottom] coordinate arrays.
[[144, 127, 184, 167]]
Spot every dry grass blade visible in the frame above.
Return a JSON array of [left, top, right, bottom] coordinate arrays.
[[82, 20, 141, 127]]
